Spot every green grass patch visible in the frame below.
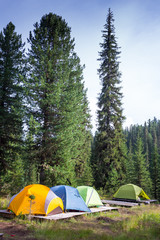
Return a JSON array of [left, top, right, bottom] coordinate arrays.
[[35, 228, 96, 240], [32, 220, 112, 240], [111, 206, 160, 240], [0, 198, 160, 240]]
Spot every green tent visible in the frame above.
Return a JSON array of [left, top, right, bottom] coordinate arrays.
[[113, 184, 150, 201], [77, 186, 103, 207]]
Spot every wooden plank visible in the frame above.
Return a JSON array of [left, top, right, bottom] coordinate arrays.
[[0, 206, 119, 221], [32, 211, 86, 220], [31, 206, 118, 221], [137, 199, 158, 204], [102, 200, 139, 207], [90, 206, 118, 213], [0, 209, 15, 219]]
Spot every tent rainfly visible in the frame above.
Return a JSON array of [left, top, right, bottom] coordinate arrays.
[[77, 186, 103, 207], [51, 185, 91, 212], [113, 184, 150, 201], [8, 184, 64, 216]]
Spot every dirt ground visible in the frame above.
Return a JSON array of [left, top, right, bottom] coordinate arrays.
[[1, 206, 159, 239], [0, 221, 37, 240], [0, 208, 135, 240]]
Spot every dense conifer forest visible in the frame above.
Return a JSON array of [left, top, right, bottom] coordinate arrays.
[[0, 10, 160, 201], [124, 118, 160, 200]]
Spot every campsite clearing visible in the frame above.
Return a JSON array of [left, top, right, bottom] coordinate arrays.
[[0, 204, 160, 240]]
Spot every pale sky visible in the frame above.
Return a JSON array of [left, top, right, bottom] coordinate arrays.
[[1, 0, 160, 133]]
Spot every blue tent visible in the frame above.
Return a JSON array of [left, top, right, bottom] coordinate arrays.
[[50, 185, 91, 212]]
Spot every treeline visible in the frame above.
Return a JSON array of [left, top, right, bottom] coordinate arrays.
[[0, 13, 93, 195], [91, 118, 160, 200], [124, 118, 160, 200]]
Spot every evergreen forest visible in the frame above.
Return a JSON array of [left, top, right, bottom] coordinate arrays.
[[0, 10, 160, 202]]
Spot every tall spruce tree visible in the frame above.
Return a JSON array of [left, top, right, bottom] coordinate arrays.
[[26, 13, 92, 186], [92, 9, 126, 192], [0, 22, 25, 192]]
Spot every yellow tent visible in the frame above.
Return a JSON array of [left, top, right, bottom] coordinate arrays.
[[8, 184, 64, 216]]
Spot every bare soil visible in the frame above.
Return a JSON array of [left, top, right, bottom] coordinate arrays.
[[0, 221, 36, 240]]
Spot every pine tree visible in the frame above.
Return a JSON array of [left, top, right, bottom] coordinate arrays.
[[126, 140, 136, 184], [91, 132, 105, 189], [0, 22, 25, 191], [92, 9, 126, 192], [124, 117, 160, 200], [134, 132, 152, 195], [144, 122, 149, 165], [150, 129, 160, 199], [26, 13, 92, 186], [147, 119, 153, 164], [24, 115, 40, 185]]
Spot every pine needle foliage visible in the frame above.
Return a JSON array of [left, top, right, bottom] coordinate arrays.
[[25, 13, 92, 186], [124, 118, 160, 200], [0, 22, 25, 191]]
